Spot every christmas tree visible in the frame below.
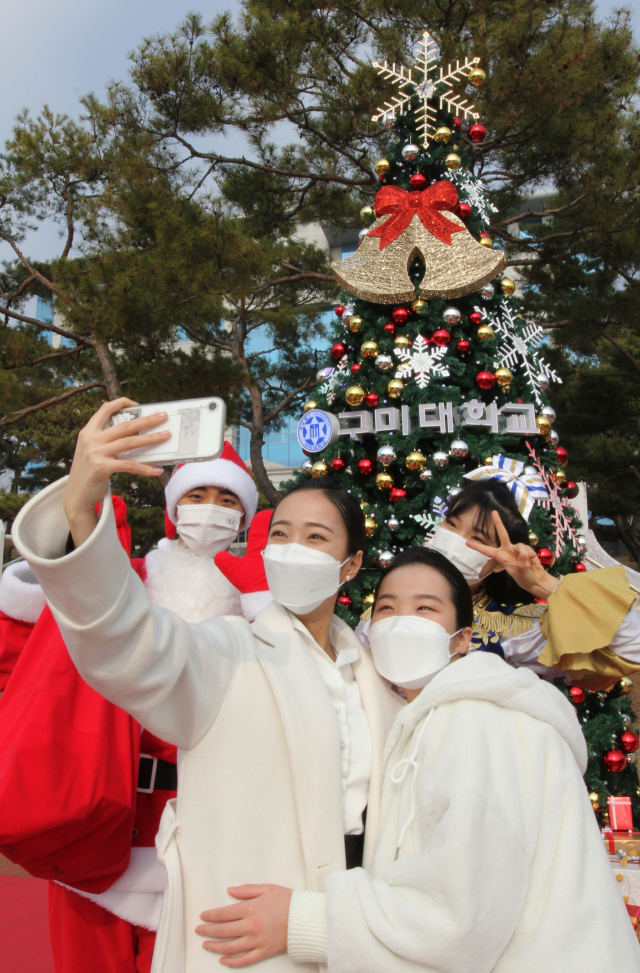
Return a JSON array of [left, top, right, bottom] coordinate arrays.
[[294, 31, 639, 829]]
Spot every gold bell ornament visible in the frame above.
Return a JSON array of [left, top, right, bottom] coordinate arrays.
[[332, 179, 506, 305]]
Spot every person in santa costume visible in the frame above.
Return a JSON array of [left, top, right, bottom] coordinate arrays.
[[0, 441, 267, 973]]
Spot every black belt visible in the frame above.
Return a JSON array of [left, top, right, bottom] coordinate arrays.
[[138, 754, 177, 793]]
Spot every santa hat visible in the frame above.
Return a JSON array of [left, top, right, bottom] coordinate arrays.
[[164, 442, 259, 539]]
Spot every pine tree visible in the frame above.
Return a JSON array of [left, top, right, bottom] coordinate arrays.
[[293, 34, 640, 828]]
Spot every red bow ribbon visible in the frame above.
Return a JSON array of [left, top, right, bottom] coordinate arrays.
[[368, 181, 464, 250]]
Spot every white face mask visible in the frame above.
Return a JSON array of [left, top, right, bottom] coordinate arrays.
[[262, 543, 349, 614], [176, 504, 242, 558], [369, 615, 462, 690], [427, 526, 491, 584]]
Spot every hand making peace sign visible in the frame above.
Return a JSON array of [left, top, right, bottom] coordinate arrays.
[[466, 510, 560, 601]]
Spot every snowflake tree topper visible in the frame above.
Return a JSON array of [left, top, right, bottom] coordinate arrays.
[[394, 334, 450, 388], [372, 30, 481, 146]]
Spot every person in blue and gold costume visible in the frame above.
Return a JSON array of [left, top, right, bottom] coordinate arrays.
[[427, 480, 640, 689]]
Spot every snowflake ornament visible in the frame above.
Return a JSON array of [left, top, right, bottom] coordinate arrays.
[[414, 510, 442, 538], [526, 444, 581, 558], [372, 30, 481, 146], [477, 304, 562, 405], [448, 169, 497, 227], [394, 334, 450, 388], [317, 357, 350, 404]]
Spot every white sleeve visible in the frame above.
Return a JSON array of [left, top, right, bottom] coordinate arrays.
[[323, 788, 527, 973], [607, 606, 640, 663], [11, 478, 241, 750]]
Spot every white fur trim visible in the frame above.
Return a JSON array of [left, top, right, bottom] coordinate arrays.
[[241, 589, 273, 623], [145, 541, 242, 624], [60, 848, 166, 931], [165, 459, 258, 530], [0, 560, 46, 623]]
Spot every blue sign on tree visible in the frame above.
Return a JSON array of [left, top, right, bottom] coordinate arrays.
[[297, 409, 339, 453]]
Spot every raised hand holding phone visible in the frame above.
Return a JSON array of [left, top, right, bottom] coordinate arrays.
[[63, 398, 169, 548]]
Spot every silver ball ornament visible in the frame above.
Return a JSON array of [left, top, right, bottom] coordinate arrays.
[[387, 516, 400, 531], [433, 451, 449, 468], [301, 459, 313, 474], [379, 550, 395, 568], [420, 468, 433, 481], [523, 466, 537, 476], [375, 354, 394, 372], [401, 143, 420, 162], [358, 227, 369, 240], [627, 750, 639, 767], [449, 439, 469, 459], [342, 306, 355, 325], [548, 429, 559, 446], [442, 307, 462, 325], [537, 373, 550, 391], [448, 486, 463, 497], [541, 405, 557, 425], [576, 534, 587, 548], [377, 444, 396, 466], [480, 283, 495, 300]]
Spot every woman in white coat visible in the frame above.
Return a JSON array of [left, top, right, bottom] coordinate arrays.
[[206, 548, 640, 972], [11, 399, 403, 973]]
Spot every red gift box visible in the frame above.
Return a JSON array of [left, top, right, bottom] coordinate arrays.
[[626, 904, 640, 934], [608, 796, 634, 832]]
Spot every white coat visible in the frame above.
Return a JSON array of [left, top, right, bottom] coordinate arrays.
[[288, 651, 640, 972], [12, 479, 402, 973]]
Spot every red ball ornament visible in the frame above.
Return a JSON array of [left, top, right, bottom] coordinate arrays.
[[457, 202, 472, 219], [378, 174, 386, 183], [432, 328, 451, 347], [574, 562, 587, 573], [604, 749, 627, 774], [364, 392, 379, 407], [536, 547, 555, 567], [476, 370, 495, 390], [392, 307, 410, 325], [331, 342, 346, 360], [469, 123, 487, 143], [330, 457, 345, 472], [383, 322, 396, 335], [409, 173, 427, 190], [469, 311, 482, 326], [457, 338, 470, 353], [568, 686, 586, 705], [564, 480, 579, 499], [452, 117, 462, 132], [389, 487, 407, 503], [357, 458, 373, 475], [335, 305, 345, 318], [621, 731, 640, 754], [337, 594, 352, 609], [350, 363, 361, 375], [556, 446, 569, 467]]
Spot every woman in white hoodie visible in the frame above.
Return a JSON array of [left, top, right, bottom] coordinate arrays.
[[201, 547, 640, 972]]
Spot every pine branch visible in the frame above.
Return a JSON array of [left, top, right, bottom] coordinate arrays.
[[0, 381, 106, 430], [2, 343, 89, 369], [0, 303, 90, 343]]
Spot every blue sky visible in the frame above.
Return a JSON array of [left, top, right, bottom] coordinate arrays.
[[0, 0, 636, 262]]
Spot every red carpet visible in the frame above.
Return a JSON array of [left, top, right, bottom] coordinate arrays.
[[0, 876, 54, 972]]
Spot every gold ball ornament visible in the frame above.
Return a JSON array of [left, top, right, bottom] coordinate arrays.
[[445, 152, 462, 171], [535, 415, 552, 437], [501, 277, 516, 296], [364, 516, 378, 537], [303, 399, 317, 413], [387, 378, 404, 399], [552, 469, 567, 486], [479, 233, 494, 248], [619, 676, 634, 696], [376, 472, 393, 491], [360, 205, 375, 225], [311, 460, 328, 477], [359, 500, 370, 511], [348, 315, 363, 333], [484, 456, 494, 466], [362, 593, 375, 607], [361, 339, 379, 358], [345, 385, 365, 406], [406, 451, 427, 472], [528, 530, 539, 546], [394, 335, 411, 349], [495, 366, 513, 390], [589, 792, 601, 811], [374, 158, 390, 176], [468, 67, 487, 87], [477, 323, 495, 340], [434, 126, 452, 143], [411, 298, 426, 312]]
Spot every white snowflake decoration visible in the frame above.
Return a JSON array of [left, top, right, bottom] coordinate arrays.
[[476, 304, 562, 405], [447, 168, 497, 227], [317, 357, 350, 404], [414, 510, 442, 538], [372, 30, 481, 146], [394, 334, 450, 388]]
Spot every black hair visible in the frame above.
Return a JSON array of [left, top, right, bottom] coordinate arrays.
[[444, 480, 534, 606], [373, 547, 474, 630], [277, 477, 367, 557]]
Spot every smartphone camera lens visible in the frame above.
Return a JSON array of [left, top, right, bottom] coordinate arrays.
[[208, 402, 217, 410]]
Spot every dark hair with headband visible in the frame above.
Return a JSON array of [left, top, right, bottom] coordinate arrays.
[[277, 477, 367, 557], [373, 547, 474, 630]]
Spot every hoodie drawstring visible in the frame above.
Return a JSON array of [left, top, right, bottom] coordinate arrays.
[[390, 708, 435, 855]]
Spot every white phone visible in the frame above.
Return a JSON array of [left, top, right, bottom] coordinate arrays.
[[111, 397, 226, 466]]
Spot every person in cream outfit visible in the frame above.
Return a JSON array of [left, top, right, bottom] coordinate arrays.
[[11, 398, 402, 973]]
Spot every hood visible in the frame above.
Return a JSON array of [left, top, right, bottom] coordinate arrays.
[[399, 650, 587, 773]]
